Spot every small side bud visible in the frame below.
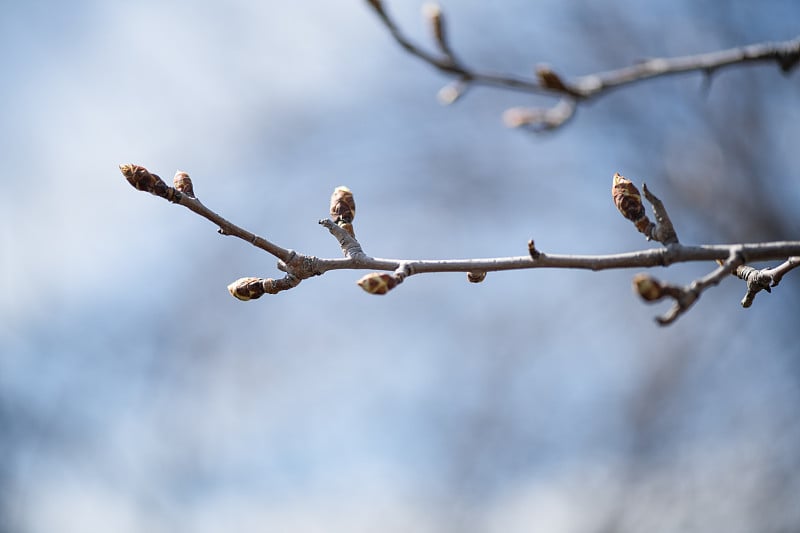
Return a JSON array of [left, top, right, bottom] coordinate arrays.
[[467, 271, 487, 283], [330, 186, 356, 237], [120, 164, 170, 198], [228, 277, 266, 301], [357, 272, 398, 295], [528, 239, 541, 259], [173, 170, 195, 197], [612, 173, 647, 223], [536, 64, 569, 92], [633, 273, 664, 302]]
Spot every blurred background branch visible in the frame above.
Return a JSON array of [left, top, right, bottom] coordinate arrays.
[[368, 0, 800, 130]]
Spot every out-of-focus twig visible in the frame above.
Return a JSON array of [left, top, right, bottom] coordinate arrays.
[[365, 0, 800, 130]]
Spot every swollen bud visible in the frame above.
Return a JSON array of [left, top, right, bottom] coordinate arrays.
[[633, 273, 664, 302], [612, 173, 646, 222], [120, 164, 170, 198], [330, 186, 356, 237], [228, 277, 265, 301], [536, 64, 569, 92], [173, 170, 195, 197], [357, 272, 399, 295], [227, 277, 288, 301]]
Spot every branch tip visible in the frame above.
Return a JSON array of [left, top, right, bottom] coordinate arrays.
[[120, 163, 175, 200]]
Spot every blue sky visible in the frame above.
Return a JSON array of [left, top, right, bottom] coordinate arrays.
[[2, 1, 800, 532]]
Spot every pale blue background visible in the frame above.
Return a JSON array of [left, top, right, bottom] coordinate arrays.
[[1, 1, 799, 532]]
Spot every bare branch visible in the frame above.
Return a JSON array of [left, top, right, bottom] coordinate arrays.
[[122, 164, 800, 324], [365, 1, 800, 129]]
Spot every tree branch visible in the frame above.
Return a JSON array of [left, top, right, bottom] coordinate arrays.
[[365, 0, 800, 130], [121, 164, 800, 325]]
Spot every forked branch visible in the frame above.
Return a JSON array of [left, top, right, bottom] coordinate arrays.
[[365, 0, 800, 130], [120, 164, 800, 325]]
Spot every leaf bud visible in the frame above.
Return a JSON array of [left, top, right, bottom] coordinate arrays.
[[357, 272, 398, 295], [173, 170, 195, 197]]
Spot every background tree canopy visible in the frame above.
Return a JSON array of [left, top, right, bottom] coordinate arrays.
[[1, 1, 799, 532]]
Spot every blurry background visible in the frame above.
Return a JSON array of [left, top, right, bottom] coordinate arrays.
[[1, 1, 799, 532]]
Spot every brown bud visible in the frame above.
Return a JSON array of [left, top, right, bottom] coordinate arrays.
[[357, 272, 398, 295], [467, 271, 487, 283], [536, 64, 569, 92], [633, 273, 664, 302], [330, 186, 356, 237], [173, 170, 195, 197], [612, 173, 646, 223], [228, 277, 267, 301], [330, 186, 355, 223], [120, 164, 170, 198]]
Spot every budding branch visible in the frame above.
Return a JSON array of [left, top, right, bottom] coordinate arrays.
[[120, 164, 800, 326]]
